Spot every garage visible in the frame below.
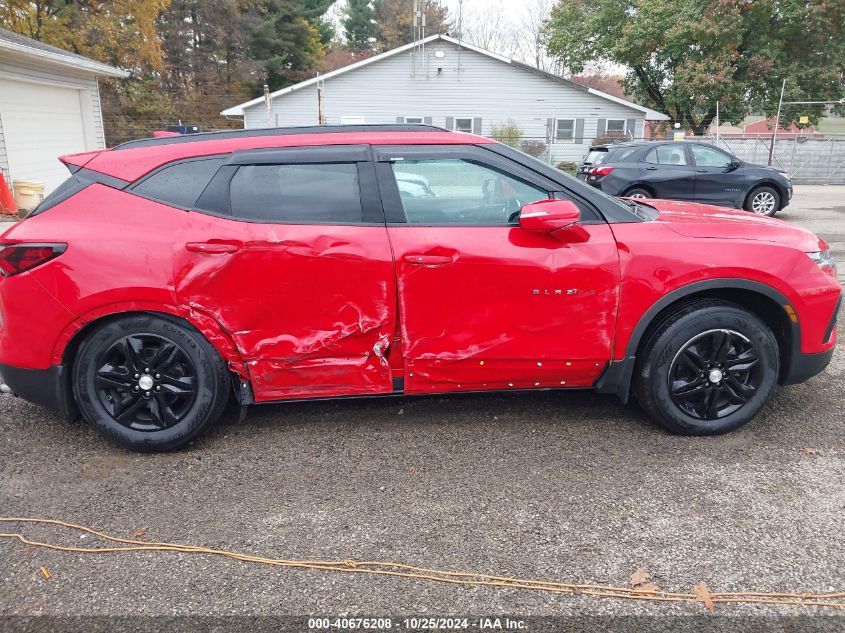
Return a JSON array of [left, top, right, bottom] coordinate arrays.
[[0, 79, 89, 192], [0, 27, 127, 197]]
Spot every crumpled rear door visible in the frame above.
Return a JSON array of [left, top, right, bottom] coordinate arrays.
[[174, 146, 396, 401]]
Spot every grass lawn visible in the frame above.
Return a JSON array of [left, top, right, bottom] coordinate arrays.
[[817, 117, 845, 134]]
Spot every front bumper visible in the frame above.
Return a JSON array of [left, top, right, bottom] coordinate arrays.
[[781, 348, 835, 385], [0, 363, 77, 420]]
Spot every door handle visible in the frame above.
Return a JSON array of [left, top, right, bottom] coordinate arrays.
[[695, 168, 708, 173], [186, 241, 241, 254], [403, 254, 454, 267], [645, 166, 658, 171]]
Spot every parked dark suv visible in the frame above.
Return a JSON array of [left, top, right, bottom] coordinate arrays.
[[578, 141, 793, 216]]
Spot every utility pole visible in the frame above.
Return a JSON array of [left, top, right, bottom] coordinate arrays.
[[768, 79, 786, 167], [263, 84, 272, 128], [316, 76, 325, 125], [715, 100, 720, 148]]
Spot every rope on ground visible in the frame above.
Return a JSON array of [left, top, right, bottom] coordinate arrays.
[[2, 517, 843, 610]]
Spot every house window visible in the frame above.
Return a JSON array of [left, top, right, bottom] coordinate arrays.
[[454, 117, 474, 133], [606, 119, 627, 135], [555, 118, 575, 142], [402, 116, 424, 124]]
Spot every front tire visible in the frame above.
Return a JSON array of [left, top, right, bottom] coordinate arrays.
[[73, 315, 230, 452], [744, 186, 780, 216], [633, 300, 779, 435]]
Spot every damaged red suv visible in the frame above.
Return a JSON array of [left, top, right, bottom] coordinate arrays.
[[0, 125, 839, 451]]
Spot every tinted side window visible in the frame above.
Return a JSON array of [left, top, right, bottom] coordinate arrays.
[[610, 147, 638, 162], [644, 145, 687, 166], [691, 144, 732, 167], [229, 163, 362, 223], [132, 157, 225, 208], [390, 158, 548, 225]]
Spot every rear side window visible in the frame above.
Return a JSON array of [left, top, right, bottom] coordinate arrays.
[[229, 163, 362, 223], [584, 150, 608, 164], [643, 145, 687, 166], [610, 147, 638, 162], [132, 157, 225, 208]]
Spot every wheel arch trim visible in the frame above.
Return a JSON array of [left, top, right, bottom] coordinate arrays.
[[595, 278, 801, 402], [51, 301, 248, 379]]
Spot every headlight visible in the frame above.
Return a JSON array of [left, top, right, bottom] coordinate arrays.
[[807, 249, 837, 277]]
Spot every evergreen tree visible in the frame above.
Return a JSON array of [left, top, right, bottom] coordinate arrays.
[[343, 0, 377, 51]]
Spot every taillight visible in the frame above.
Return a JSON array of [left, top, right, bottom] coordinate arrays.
[[589, 166, 615, 176], [0, 243, 66, 277]]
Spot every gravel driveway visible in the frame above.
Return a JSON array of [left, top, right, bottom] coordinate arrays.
[[1, 186, 844, 630]]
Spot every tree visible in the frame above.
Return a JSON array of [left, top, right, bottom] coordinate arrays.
[[243, 0, 334, 89], [343, 0, 376, 51], [545, 0, 845, 134], [0, 0, 169, 72], [373, 0, 452, 50], [457, 0, 518, 56]]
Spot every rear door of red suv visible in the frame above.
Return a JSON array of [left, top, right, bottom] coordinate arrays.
[[164, 145, 398, 401], [373, 144, 621, 394]]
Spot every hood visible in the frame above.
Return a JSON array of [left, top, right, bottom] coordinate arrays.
[[641, 199, 821, 252]]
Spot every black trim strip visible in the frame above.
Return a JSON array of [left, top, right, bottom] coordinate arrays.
[[226, 145, 371, 165], [113, 124, 447, 150], [823, 296, 841, 344]]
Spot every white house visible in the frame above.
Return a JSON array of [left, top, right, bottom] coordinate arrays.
[[0, 27, 127, 193], [222, 34, 668, 164]]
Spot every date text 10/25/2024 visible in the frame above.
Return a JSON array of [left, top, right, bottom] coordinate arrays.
[[308, 617, 528, 630]]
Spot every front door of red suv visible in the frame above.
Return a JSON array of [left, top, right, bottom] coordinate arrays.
[[173, 145, 397, 401], [375, 145, 621, 394]]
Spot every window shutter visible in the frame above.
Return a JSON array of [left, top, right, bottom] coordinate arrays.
[[626, 118, 637, 140], [423, 116, 432, 125], [473, 117, 482, 134], [596, 118, 607, 137], [445, 116, 454, 130], [396, 116, 404, 123], [546, 118, 555, 142], [574, 119, 585, 144]]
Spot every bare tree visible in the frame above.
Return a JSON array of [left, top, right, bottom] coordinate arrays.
[[517, 0, 555, 71], [457, 0, 520, 58]]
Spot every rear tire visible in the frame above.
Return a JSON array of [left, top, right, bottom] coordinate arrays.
[[744, 186, 780, 216], [623, 187, 652, 199], [633, 300, 779, 435], [72, 314, 230, 452]]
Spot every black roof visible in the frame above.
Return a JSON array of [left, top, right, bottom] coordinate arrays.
[[114, 124, 448, 151]]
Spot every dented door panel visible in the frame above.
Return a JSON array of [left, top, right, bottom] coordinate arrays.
[[388, 225, 621, 394], [174, 216, 396, 401]]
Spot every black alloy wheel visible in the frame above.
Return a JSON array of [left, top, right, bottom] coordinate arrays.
[[633, 299, 779, 435], [73, 314, 230, 451], [95, 334, 198, 431], [668, 329, 763, 420]]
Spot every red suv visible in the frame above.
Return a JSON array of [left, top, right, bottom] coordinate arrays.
[[0, 125, 839, 451]]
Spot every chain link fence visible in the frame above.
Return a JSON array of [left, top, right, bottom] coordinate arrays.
[[503, 131, 845, 184]]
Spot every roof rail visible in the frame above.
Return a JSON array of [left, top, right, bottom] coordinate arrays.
[[113, 124, 449, 151]]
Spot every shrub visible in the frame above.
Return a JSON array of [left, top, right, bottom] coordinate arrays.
[[489, 119, 523, 148], [556, 161, 578, 175], [520, 139, 547, 157], [592, 131, 628, 146]]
